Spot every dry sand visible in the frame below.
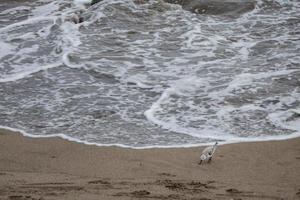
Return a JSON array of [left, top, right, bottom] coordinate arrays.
[[0, 128, 300, 200]]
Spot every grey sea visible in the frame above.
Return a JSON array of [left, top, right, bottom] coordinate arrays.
[[0, 0, 299, 148]]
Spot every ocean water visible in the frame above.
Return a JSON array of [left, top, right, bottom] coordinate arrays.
[[0, 0, 299, 148]]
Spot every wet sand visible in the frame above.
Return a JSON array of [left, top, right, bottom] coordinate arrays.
[[0, 128, 300, 200]]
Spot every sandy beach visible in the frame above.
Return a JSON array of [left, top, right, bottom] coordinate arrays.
[[0, 128, 300, 200]]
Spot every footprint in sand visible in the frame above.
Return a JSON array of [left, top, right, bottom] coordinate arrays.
[[8, 195, 44, 200], [87, 179, 110, 185], [157, 172, 176, 177], [114, 190, 150, 198], [226, 188, 242, 194]]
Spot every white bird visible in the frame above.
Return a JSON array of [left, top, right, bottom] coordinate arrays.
[[199, 142, 218, 165]]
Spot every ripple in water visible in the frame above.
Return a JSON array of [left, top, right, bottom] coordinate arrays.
[[0, 0, 299, 147]]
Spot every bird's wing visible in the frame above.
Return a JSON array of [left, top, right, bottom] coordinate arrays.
[[202, 146, 213, 154]]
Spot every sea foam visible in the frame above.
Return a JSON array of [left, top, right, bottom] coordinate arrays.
[[0, 0, 299, 147]]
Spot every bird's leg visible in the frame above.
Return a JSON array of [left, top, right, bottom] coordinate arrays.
[[198, 160, 202, 165], [208, 157, 212, 163]]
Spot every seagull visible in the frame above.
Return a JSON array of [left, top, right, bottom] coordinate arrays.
[[199, 142, 218, 165]]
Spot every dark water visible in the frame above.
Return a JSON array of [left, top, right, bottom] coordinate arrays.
[[0, 0, 299, 147]]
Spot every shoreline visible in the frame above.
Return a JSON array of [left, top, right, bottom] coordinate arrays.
[[1, 128, 300, 199], [1, 126, 300, 149]]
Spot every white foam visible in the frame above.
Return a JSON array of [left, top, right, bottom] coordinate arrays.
[[61, 21, 82, 46], [144, 68, 300, 143], [1, 125, 299, 149], [62, 51, 83, 69], [59, 20, 83, 68], [179, 18, 202, 50], [223, 69, 298, 94], [31, 1, 60, 17], [0, 63, 61, 83], [144, 77, 234, 139], [73, 0, 92, 6], [268, 107, 300, 132], [0, 6, 31, 15], [0, 16, 55, 33], [0, 41, 14, 60], [145, 77, 205, 123], [124, 75, 153, 89], [291, 109, 300, 115], [230, 37, 255, 61]]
